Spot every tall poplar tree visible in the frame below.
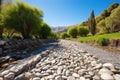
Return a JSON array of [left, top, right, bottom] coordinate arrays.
[[88, 10, 96, 35]]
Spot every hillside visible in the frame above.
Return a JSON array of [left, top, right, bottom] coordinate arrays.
[[79, 3, 119, 27]]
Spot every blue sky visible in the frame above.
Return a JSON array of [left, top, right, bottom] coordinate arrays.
[[22, 0, 120, 27]]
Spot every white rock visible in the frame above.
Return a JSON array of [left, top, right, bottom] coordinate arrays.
[[55, 76, 62, 80], [41, 77, 46, 80], [67, 76, 75, 80], [32, 77, 40, 80], [25, 72, 34, 79], [62, 76, 67, 79], [4, 72, 15, 80], [101, 73, 114, 80], [80, 77, 86, 80], [34, 73, 42, 77], [0, 70, 9, 76], [52, 65, 59, 70], [103, 63, 115, 70], [99, 68, 113, 75], [14, 74, 25, 80], [57, 66, 63, 74], [72, 73, 79, 78], [91, 61, 97, 67], [46, 69, 52, 74], [65, 70, 70, 76], [0, 77, 3, 80], [78, 69, 86, 76], [88, 71, 94, 76], [52, 60, 56, 64], [113, 74, 120, 80], [94, 63, 102, 69], [47, 75, 55, 79], [93, 75, 100, 80]]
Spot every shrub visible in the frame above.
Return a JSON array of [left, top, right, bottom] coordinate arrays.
[[98, 38, 109, 46], [38, 22, 51, 39], [67, 26, 78, 38], [60, 32, 69, 39], [50, 31, 58, 39], [78, 26, 89, 37]]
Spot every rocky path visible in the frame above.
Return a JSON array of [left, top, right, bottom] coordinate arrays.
[[0, 40, 120, 80]]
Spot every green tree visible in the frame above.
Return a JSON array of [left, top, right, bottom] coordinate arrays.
[[105, 6, 120, 33], [39, 22, 51, 39], [101, 10, 109, 18], [3, 2, 43, 38], [108, 3, 119, 13], [0, 0, 3, 38], [60, 32, 69, 39], [97, 19, 106, 34], [78, 26, 89, 37], [88, 10, 96, 36], [67, 26, 78, 38], [50, 31, 58, 39]]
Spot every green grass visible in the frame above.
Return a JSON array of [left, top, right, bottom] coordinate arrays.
[[79, 32, 120, 43]]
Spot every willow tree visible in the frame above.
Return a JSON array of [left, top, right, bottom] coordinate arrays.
[[0, 0, 2, 38], [88, 10, 96, 36], [3, 2, 43, 38]]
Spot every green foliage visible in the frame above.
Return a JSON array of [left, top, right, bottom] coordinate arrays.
[[79, 32, 120, 43], [97, 19, 106, 34], [0, 0, 3, 38], [67, 26, 78, 38], [97, 38, 109, 46], [88, 10, 96, 35], [38, 22, 51, 39], [50, 31, 58, 39], [107, 6, 120, 32], [97, 6, 120, 34], [78, 26, 89, 37], [96, 3, 119, 24], [3, 2, 43, 39], [60, 32, 69, 39], [101, 10, 109, 18], [108, 3, 119, 13], [80, 21, 88, 26]]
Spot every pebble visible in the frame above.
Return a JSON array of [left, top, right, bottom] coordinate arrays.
[[0, 77, 3, 80], [113, 74, 120, 80], [32, 77, 41, 80], [67, 76, 75, 80], [4, 72, 15, 80], [72, 73, 79, 78], [80, 77, 86, 80], [99, 68, 113, 75], [34, 72, 42, 77], [93, 75, 100, 80], [1, 40, 119, 80], [103, 63, 115, 70], [55, 76, 62, 80], [78, 69, 86, 76], [47, 75, 55, 79], [65, 70, 70, 76], [101, 73, 114, 80], [0, 70, 9, 76]]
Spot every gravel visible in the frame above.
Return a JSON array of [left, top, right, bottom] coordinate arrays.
[[0, 39, 120, 80], [64, 39, 120, 68]]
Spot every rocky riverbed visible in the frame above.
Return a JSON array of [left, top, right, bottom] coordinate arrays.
[[0, 40, 120, 80]]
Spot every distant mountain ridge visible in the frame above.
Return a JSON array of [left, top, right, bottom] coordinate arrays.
[[52, 26, 69, 34]]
